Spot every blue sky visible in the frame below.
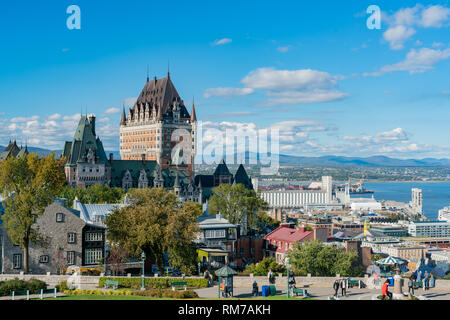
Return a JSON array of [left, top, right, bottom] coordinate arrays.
[[0, 0, 450, 158]]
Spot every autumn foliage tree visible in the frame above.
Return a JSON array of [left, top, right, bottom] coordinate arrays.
[[0, 153, 66, 273], [105, 188, 202, 275]]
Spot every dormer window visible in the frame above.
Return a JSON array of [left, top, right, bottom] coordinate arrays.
[[56, 213, 65, 223]]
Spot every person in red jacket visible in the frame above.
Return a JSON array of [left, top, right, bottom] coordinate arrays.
[[382, 280, 393, 300]]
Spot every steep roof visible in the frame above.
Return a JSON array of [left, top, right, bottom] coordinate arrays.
[[110, 160, 158, 187], [133, 75, 190, 120], [0, 141, 21, 161], [64, 115, 109, 166], [213, 160, 232, 176], [264, 225, 313, 243], [234, 164, 253, 189]]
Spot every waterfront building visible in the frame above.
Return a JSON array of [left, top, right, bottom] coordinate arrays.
[[408, 188, 423, 216], [369, 225, 409, 238], [0, 199, 105, 274], [119, 72, 196, 178], [438, 206, 450, 222], [408, 221, 450, 238], [350, 197, 382, 211], [259, 176, 334, 209]]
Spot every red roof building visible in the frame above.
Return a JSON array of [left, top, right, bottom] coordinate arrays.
[[264, 224, 313, 264]]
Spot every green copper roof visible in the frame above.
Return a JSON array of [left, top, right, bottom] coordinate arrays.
[[215, 265, 237, 277], [64, 115, 109, 166], [213, 160, 231, 176], [110, 160, 158, 187], [234, 164, 253, 189]]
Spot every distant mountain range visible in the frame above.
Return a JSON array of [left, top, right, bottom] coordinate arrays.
[[0, 146, 121, 160], [2, 145, 450, 167]]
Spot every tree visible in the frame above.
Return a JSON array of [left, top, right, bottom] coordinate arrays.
[[209, 184, 268, 234], [245, 257, 286, 276], [0, 153, 66, 273], [58, 184, 126, 207], [288, 240, 363, 277], [106, 246, 129, 276], [105, 188, 202, 274]]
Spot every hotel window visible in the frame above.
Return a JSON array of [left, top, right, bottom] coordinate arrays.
[[13, 254, 22, 269], [39, 255, 49, 263], [85, 248, 103, 265], [56, 213, 65, 223], [67, 251, 75, 265], [67, 232, 76, 244], [85, 232, 103, 242]]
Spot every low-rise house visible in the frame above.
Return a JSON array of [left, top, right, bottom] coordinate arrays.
[[0, 199, 105, 274], [263, 224, 313, 264], [195, 213, 238, 269]]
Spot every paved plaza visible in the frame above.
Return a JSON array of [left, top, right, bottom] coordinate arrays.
[[194, 285, 450, 300]]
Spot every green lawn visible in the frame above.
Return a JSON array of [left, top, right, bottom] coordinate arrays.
[[44, 295, 172, 300]]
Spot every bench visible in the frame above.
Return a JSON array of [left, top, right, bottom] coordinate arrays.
[[39, 288, 58, 299], [10, 290, 30, 300], [104, 280, 119, 289], [292, 287, 308, 297], [347, 279, 361, 288], [171, 281, 187, 291]]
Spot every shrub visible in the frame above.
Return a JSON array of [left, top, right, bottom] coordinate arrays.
[[56, 280, 68, 292], [132, 289, 198, 299], [0, 278, 47, 296], [245, 257, 286, 276], [98, 277, 208, 289]]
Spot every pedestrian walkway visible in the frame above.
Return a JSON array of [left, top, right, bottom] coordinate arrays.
[[0, 292, 67, 300], [194, 286, 450, 300]]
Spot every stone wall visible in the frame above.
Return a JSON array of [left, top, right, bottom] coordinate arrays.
[[1, 274, 449, 291]]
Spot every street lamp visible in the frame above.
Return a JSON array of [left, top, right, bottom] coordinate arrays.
[[140, 251, 146, 291], [198, 261, 201, 277], [286, 258, 290, 299]]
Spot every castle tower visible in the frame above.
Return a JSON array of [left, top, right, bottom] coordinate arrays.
[[119, 71, 196, 177]]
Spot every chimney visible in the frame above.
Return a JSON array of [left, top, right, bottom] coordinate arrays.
[[298, 227, 307, 233], [109, 153, 113, 164]]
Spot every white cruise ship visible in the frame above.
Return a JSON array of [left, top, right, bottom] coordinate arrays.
[[438, 206, 450, 222]]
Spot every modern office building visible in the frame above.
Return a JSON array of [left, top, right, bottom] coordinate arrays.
[[408, 221, 450, 238]]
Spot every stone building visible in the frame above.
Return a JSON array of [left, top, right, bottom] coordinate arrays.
[[0, 199, 105, 274], [62, 114, 202, 203], [194, 161, 254, 203], [119, 71, 196, 178], [0, 140, 28, 161]]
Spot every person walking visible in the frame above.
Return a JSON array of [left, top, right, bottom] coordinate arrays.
[[430, 273, 435, 288], [268, 269, 275, 284], [333, 279, 340, 298], [408, 276, 415, 296], [340, 278, 347, 297], [204, 269, 211, 287], [382, 280, 392, 300], [424, 274, 430, 291], [252, 280, 259, 297]]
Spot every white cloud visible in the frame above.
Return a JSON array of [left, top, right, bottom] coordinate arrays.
[[11, 116, 39, 123], [213, 38, 232, 46], [383, 25, 416, 50], [420, 5, 450, 28], [48, 113, 61, 120], [104, 107, 121, 115], [265, 90, 348, 105], [203, 87, 254, 98], [242, 68, 338, 91], [381, 5, 450, 50], [380, 47, 450, 74]]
